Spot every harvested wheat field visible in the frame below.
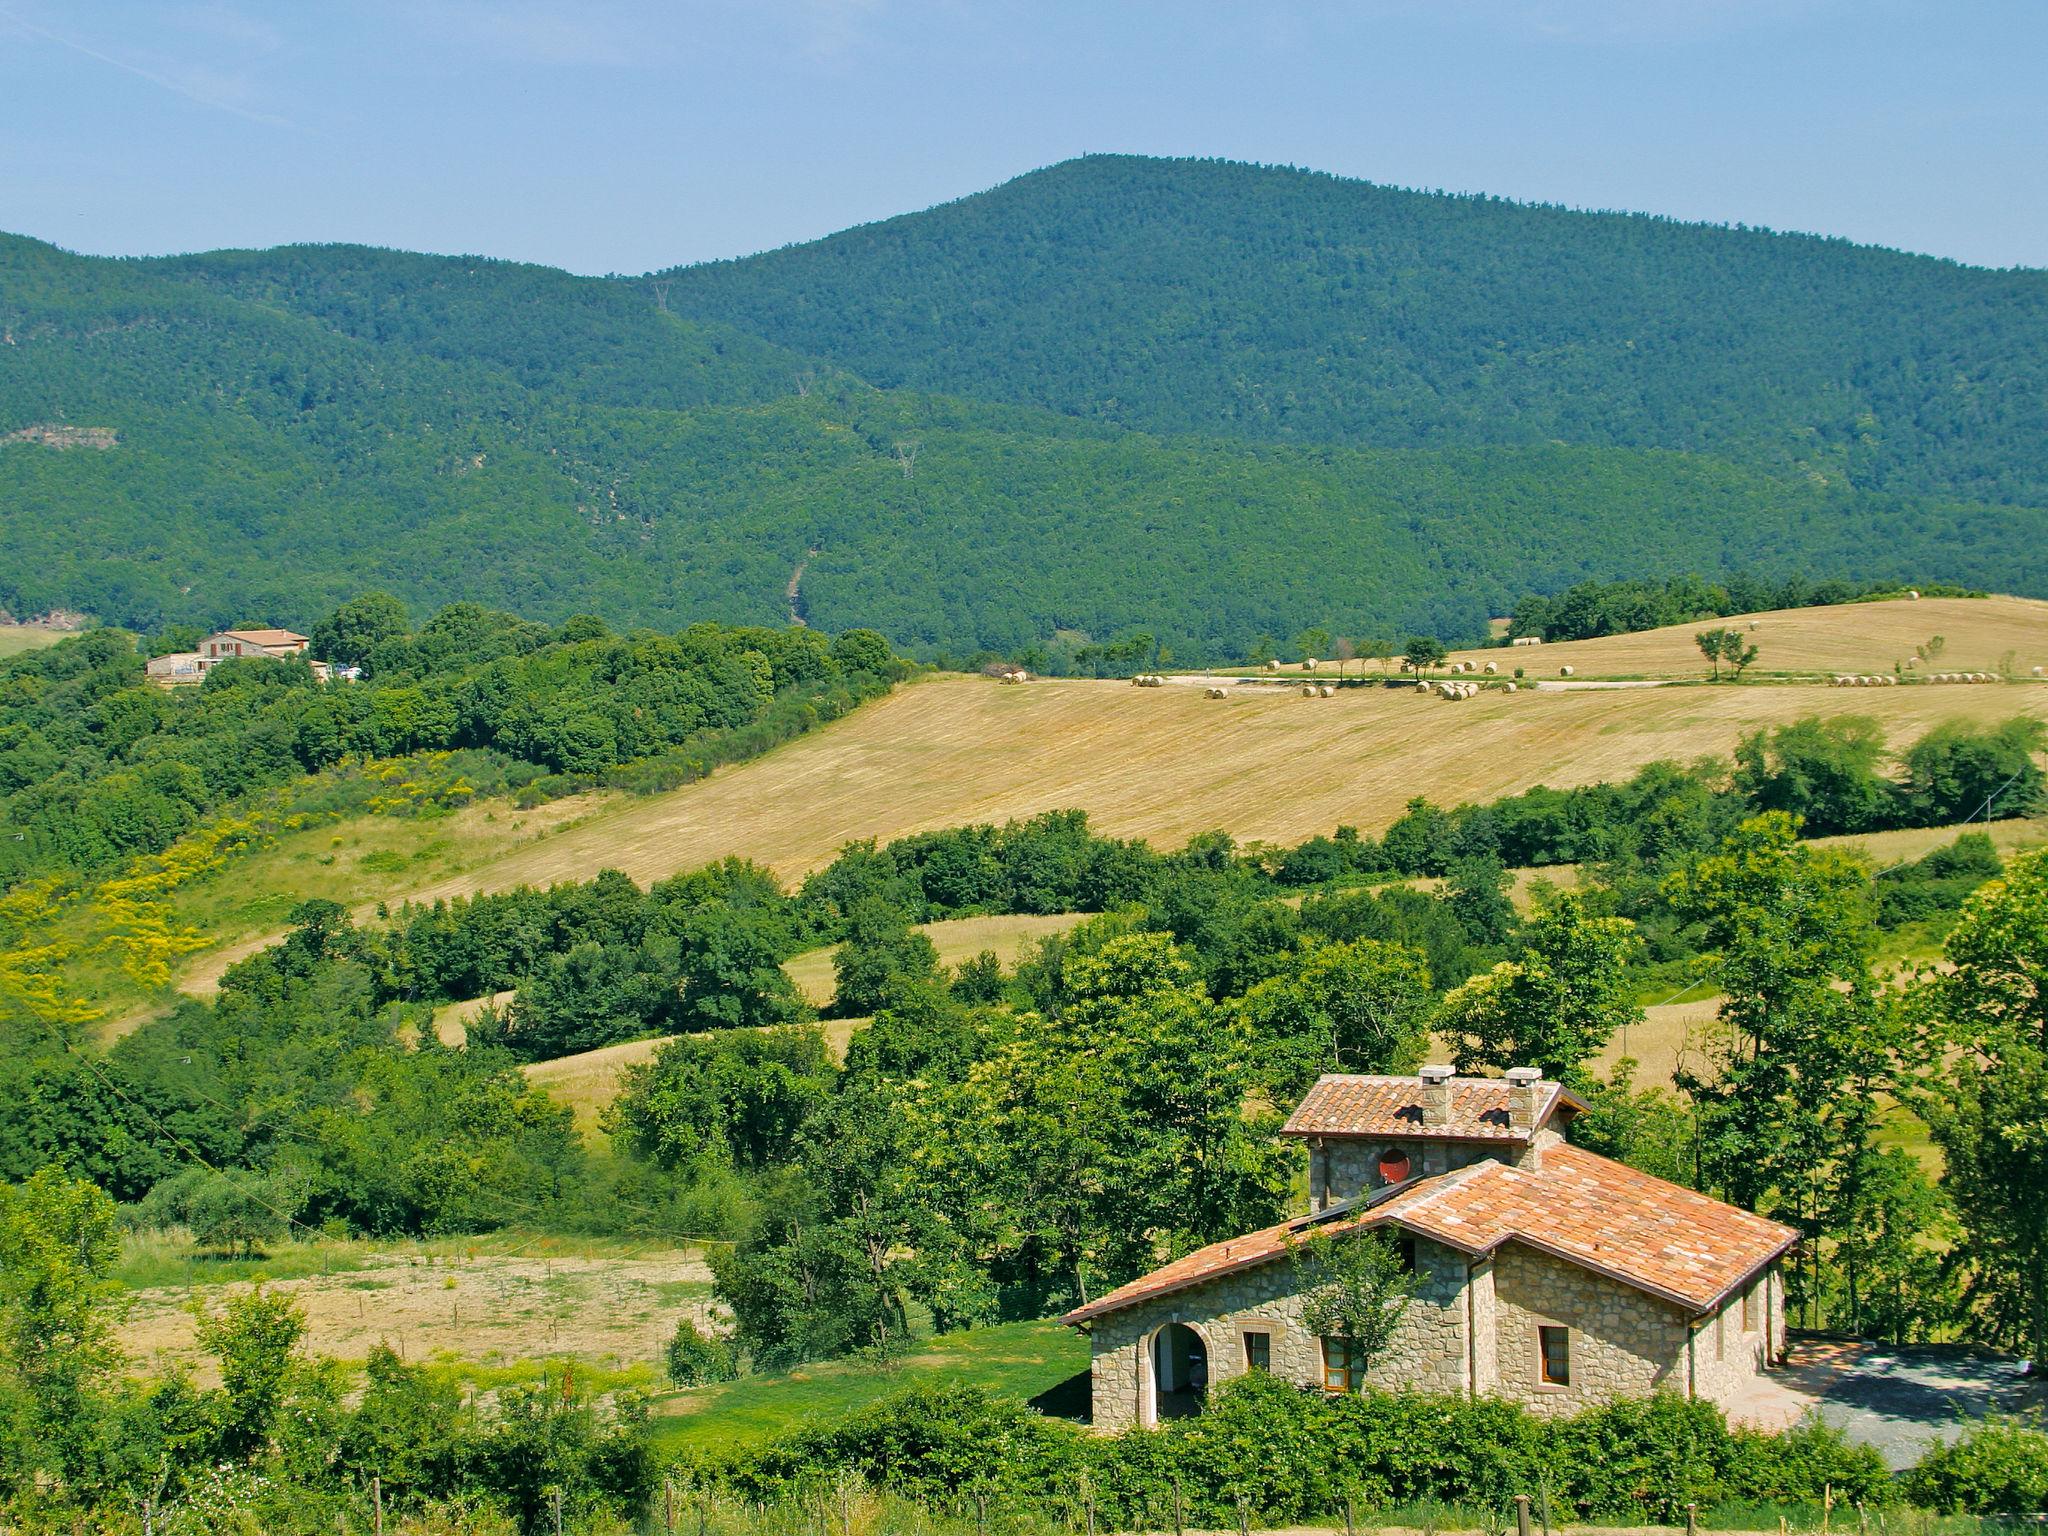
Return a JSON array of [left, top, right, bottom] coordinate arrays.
[[380, 669, 2045, 906], [781, 910, 1091, 1006], [1441, 595, 2048, 679], [120, 1242, 714, 1378]]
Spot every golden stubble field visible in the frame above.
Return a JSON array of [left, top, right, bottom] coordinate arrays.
[[161, 595, 2048, 1007], [389, 669, 2045, 902], [1441, 595, 2048, 678]]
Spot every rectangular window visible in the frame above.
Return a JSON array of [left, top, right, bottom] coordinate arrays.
[[1538, 1326, 1571, 1387], [1321, 1336, 1363, 1393], [1243, 1331, 1271, 1373], [1396, 1236, 1420, 1275], [1742, 1281, 1756, 1333]]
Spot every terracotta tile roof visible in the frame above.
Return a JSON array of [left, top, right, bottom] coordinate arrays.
[[1371, 1144, 1798, 1310], [1281, 1073, 1585, 1142], [1061, 1144, 1797, 1326], [219, 628, 309, 646], [1060, 1202, 1379, 1326]]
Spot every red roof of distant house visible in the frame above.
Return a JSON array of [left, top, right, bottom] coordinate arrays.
[[217, 628, 308, 646], [1060, 1143, 1797, 1326], [1281, 1072, 1586, 1142]]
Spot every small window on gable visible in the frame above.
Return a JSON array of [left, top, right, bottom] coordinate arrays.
[[1538, 1326, 1571, 1387], [1396, 1236, 1420, 1275], [1243, 1330, 1271, 1373]]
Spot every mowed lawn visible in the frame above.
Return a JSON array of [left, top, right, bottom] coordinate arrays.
[[650, 1320, 1086, 1457]]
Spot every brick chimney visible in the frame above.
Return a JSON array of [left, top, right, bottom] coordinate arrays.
[[1418, 1064, 1454, 1129]]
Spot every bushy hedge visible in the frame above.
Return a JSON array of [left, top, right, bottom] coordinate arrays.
[[712, 1377, 1893, 1524], [1904, 1420, 2048, 1514]]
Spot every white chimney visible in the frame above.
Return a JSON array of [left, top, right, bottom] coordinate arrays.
[[1419, 1064, 1454, 1128]]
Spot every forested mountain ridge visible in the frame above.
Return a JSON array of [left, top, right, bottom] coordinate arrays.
[[2, 152, 2045, 659], [661, 155, 2048, 504]]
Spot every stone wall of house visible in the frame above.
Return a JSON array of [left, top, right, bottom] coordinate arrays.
[[1689, 1265, 1782, 1409], [1085, 1237, 1473, 1432], [1491, 1243, 1686, 1416], [1316, 1139, 1499, 1207]]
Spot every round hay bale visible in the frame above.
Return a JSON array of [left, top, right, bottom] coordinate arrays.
[[1483, 661, 1498, 675], [1303, 658, 1319, 671], [1559, 665, 1575, 677], [1503, 682, 1518, 693], [1302, 684, 1317, 697], [1908, 590, 1921, 600], [1206, 687, 1226, 699], [1319, 685, 1335, 698], [2033, 666, 2045, 678]]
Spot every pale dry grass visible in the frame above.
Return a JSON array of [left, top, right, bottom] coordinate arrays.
[[0, 623, 72, 657], [1441, 595, 2048, 679], [781, 910, 1091, 1007], [119, 1243, 713, 1377], [370, 671, 2048, 904]]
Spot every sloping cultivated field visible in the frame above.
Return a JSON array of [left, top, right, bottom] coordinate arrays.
[[164, 596, 2048, 1006], [1441, 595, 2048, 678]]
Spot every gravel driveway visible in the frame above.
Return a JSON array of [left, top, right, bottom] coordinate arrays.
[[1776, 1338, 2045, 1469]]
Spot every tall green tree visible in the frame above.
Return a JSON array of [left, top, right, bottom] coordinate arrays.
[[1908, 849, 2048, 1363], [1438, 893, 1642, 1085], [1667, 813, 1896, 1325]]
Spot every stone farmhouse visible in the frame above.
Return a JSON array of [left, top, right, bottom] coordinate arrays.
[[148, 628, 340, 687], [1063, 1066, 1796, 1431]]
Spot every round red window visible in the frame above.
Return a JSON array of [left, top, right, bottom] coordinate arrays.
[[1377, 1150, 1412, 1184]]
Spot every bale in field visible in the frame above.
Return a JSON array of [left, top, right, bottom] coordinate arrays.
[[1264, 659, 1281, 672], [1319, 685, 1335, 698], [1302, 684, 1317, 697], [1559, 665, 1575, 677], [1483, 661, 1498, 674], [1503, 682, 1517, 693], [1206, 687, 1227, 699], [2034, 666, 2045, 678], [1303, 658, 1319, 671], [1909, 590, 1921, 600]]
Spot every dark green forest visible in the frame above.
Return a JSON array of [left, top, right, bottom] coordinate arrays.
[[3, 154, 2045, 661]]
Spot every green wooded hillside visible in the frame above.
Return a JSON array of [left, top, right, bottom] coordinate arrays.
[[2, 153, 2044, 659], [663, 155, 2048, 505]]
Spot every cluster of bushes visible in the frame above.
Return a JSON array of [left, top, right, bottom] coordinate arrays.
[[0, 597, 908, 885], [1506, 573, 1981, 644], [1275, 715, 2043, 887], [0, 1169, 650, 1535], [718, 1378, 1897, 1524]]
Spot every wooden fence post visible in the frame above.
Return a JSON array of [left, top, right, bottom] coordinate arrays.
[[1685, 1503, 1697, 1536], [1514, 1495, 1531, 1536], [1171, 1479, 1184, 1536], [1235, 1492, 1250, 1536], [372, 1474, 383, 1536]]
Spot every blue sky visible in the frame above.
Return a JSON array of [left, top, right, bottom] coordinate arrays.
[[3, 0, 2043, 274]]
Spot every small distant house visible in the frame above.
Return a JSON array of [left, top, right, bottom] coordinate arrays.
[[1063, 1067, 1794, 1430], [194, 628, 332, 681], [200, 627, 311, 664]]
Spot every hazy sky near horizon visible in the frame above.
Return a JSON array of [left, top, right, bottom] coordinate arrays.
[[3, 0, 2044, 275]]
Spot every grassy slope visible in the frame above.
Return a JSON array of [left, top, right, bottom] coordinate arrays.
[[0, 624, 74, 657], [149, 596, 2048, 1015], [1437, 595, 2048, 679], [650, 1320, 1085, 1457]]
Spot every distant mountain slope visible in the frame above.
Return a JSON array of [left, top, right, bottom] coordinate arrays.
[[146, 243, 832, 412], [661, 155, 2048, 505], [2, 163, 2044, 661]]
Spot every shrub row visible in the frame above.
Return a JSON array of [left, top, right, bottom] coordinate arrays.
[[711, 1377, 1896, 1525]]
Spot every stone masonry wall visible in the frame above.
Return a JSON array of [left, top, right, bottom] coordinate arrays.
[[1491, 1244, 1686, 1417], [1086, 1237, 1471, 1432], [1689, 1265, 1782, 1409]]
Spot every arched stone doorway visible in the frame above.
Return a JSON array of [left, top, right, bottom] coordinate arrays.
[[1150, 1323, 1207, 1423]]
